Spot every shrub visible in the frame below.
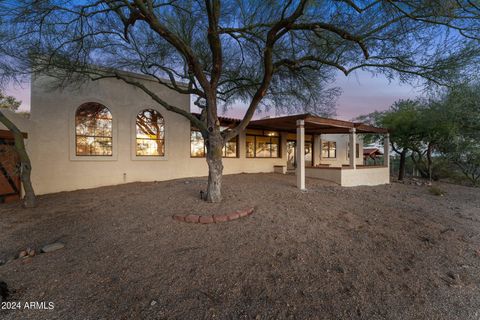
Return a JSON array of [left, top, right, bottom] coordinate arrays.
[[428, 186, 445, 196]]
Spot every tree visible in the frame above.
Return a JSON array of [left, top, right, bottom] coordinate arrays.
[[0, 91, 21, 111], [1, 1, 479, 202], [0, 91, 36, 207], [381, 100, 426, 180], [435, 84, 480, 185]]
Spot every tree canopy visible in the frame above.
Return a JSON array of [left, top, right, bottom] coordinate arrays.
[[0, 90, 21, 111], [359, 83, 480, 185]]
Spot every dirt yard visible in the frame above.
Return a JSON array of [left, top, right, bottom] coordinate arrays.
[[0, 173, 479, 320]]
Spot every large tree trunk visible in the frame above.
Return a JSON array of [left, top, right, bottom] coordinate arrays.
[[205, 130, 223, 203], [0, 111, 37, 208], [398, 149, 407, 181]]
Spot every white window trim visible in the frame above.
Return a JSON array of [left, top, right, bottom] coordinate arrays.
[[131, 106, 168, 161], [69, 99, 118, 161]]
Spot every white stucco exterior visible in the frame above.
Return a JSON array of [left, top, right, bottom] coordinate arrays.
[[1, 72, 389, 195]]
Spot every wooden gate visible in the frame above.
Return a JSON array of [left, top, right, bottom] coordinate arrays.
[[0, 130, 22, 203]]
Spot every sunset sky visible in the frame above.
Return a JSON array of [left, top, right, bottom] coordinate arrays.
[[6, 69, 420, 121]]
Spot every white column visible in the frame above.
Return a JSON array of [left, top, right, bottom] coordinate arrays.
[[383, 133, 390, 168], [296, 120, 306, 190], [349, 128, 356, 169]]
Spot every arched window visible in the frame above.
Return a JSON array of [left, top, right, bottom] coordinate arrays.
[[135, 109, 165, 156], [75, 102, 113, 156]]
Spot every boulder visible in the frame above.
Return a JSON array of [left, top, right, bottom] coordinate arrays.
[[41, 242, 65, 253]]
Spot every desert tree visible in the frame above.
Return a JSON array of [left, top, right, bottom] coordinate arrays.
[[434, 84, 480, 185], [362, 99, 425, 180], [1, 0, 479, 202]]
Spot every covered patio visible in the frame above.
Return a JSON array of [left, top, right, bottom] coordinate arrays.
[[249, 114, 390, 189]]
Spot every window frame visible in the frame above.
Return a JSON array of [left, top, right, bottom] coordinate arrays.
[[190, 127, 239, 158], [131, 107, 168, 161], [246, 130, 281, 158], [347, 142, 360, 159], [134, 109, 165, 157], [70, 101, 118, 161], [322, 141, 337, 159]]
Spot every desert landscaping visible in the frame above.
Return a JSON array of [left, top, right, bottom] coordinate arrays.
[[0, 173, 479, 320]]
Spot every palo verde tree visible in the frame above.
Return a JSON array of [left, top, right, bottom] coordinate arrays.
[[1, 1, 479, 202], [361, 99, 425, 181], [434, 84, 480, 185]]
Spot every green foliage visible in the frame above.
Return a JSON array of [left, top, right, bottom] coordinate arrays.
[[0, 91, 21, 111], [381, 99, 425, 154], [432, 84, 480, 185], [358, 83, 480, 185]]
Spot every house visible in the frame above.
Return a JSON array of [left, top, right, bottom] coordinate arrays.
[[0, 71, 389, 200]]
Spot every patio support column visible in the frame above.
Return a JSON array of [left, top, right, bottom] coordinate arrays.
[[349, 128, 357, 169], [384, 133, 390, 168], [296, 119, 306, 190]]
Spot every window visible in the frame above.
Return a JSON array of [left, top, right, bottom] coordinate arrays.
[[347, 143, 360, 158], [322, 141, 336, 158], [190, 128, 238, 158], [75, 102, 113, 156], [246, 130, 280, 158], [135, 109, 165, 156]]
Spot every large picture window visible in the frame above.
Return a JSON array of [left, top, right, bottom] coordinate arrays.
[[246, 130, 280, 158], [135, 109, 165, 156], [75, 102, 113, 156], [322, 141, 336, 158], [190, 128, 238, 158]]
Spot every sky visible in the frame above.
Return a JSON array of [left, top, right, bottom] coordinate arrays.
[[6, 70, 420, 121]]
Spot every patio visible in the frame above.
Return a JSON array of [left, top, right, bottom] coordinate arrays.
[[250, 114, 390, 188]]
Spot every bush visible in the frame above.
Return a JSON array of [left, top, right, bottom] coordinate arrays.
[[428, 186, 445, 196]]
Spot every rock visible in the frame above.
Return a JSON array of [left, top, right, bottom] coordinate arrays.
[[18, 250, 28, 259], [150, 300, 157, 306], [335, 266, 345, 274], [447, 271, 460, 282], [26, 248, 35, 257], [41, 242, 65, 253]]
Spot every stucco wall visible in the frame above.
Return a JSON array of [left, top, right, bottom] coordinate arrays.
[[28, 74, 287, 195], [341, 167, 390, 186], [305, 166, 389, 186], [305, 167, 342, 184]]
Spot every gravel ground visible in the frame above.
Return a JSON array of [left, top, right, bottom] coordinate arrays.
[[0, 173, 479, 320]]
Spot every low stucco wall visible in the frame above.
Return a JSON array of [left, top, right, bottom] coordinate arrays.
[[305, 167, 342, 185], [341, 167, 390, 187], [305, 166, 389, 186]]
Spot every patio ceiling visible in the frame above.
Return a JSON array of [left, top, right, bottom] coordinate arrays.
[[248, 114, 388, 134]]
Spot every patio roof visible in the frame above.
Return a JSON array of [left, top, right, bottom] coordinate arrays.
[[249, 114, 388, 134]]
